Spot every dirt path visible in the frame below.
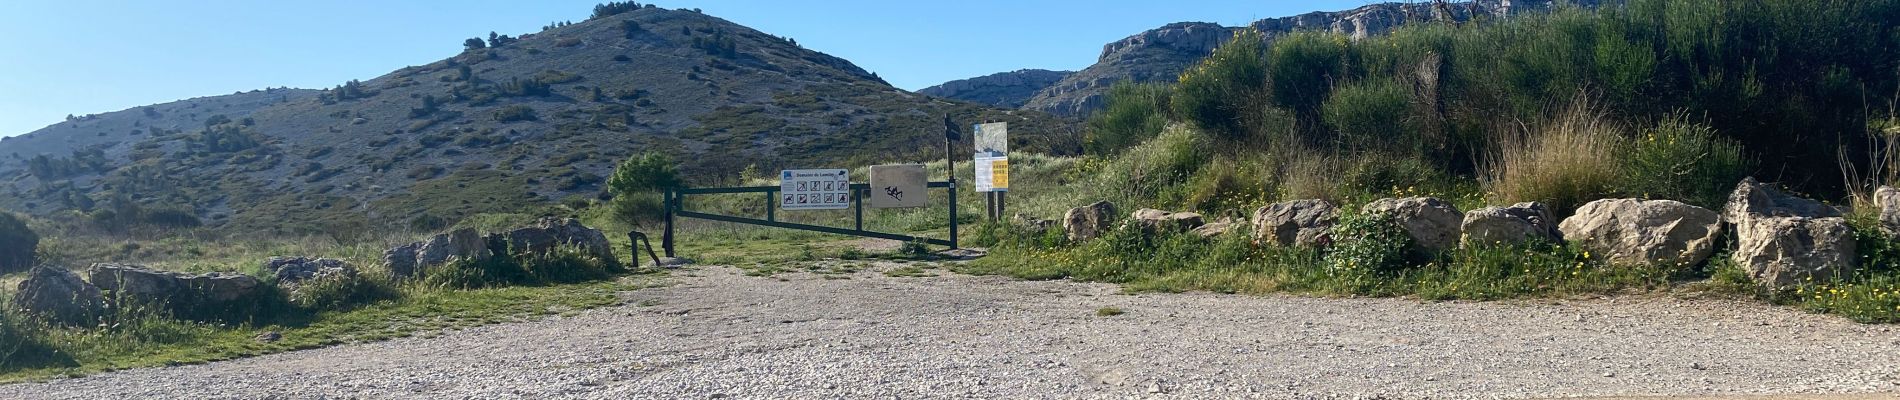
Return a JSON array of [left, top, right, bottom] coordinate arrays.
[[4, 262, 1898, 399]]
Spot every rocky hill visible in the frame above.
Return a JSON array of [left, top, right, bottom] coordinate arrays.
[[916, 69, 1072, 109], [0, 5, 1076, 234], [1015, 0, 1599, 117]]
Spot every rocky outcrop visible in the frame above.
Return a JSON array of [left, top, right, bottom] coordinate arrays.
[[1460, 202, 1559, 247], [1731, 216, 1856, 287], [1190, 217, 1239, 238], [917, 69, 1073, 108], [1063, 201, 1118, 242], [1723, 177, 1839, 222], [1022, 1, 1594, 117], [1251, 199, 1338, 247], [384, 228, 493, 278], [11, 265, 105, 325], [493, 217, 620, 268], [88, 263, 263, 312], [1362, 197, 1463, 252], [1724, 179, 1857, 287], [264, 257, 356, 290], [1875, 186, 1900, 235], [1127, 209, 1206, 236], [1558, 199, 1722, 267]]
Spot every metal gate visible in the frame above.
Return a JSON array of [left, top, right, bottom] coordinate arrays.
[[661, 181, 959, 257]]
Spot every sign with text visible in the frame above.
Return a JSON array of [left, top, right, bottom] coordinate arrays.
[[779, 169, 851, 211], [973, 122, 1009, 192], [868, 164, 927, 209]]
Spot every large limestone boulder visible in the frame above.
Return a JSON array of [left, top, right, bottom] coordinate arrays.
[[1063, 201, 1117, 242], [1723, 178, 1857, 288], [1723, 177, 1839, 222], [1362, 197, 1463, 251], [491, 217, 620, 268], [1190, 217, 1238, 238], [383, 227, 495, 278], [1251, 199, 1338, 247], [11, 265, 105, 325], [1127, 209, 1205, 236], [1732, 216, 1856, 287], [1876, 186, 1900, 235], [1460, 202, 1559, 247], [1559, 199, 1722, 267], [88, 263, 262, 312]]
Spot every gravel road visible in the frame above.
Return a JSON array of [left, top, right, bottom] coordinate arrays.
[[4, 261, 1899, 399]]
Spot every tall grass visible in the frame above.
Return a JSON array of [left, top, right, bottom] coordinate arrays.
[[1483, 102, 1625, 214]]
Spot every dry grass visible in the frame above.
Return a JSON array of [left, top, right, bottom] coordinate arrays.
[[1483, 102, 1625, 214]]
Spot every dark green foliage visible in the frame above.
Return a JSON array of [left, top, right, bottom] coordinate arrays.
[[1266, 31, 1355, 136], [691, 29, 739, 58], [408, 95, 440, 119], [1618, 117, 1753, 208], [286, 272, 397, 312], [590, 1, 644, 20], [414, 246, 612, 290], [620, 20, 644, 39], [1172, 29, 1267, 142], [1323, 212, 1412, 278], [0, 213, 38, 273], [1086, 82, 1172, 156], [497, 77, 552, 97], [1322, 78, 1414, 154], [486, 32, 516, 48], [493, 105, 537, 122], [607, 152, 681, 226], [463, 38, 486, 51], [320, 80, 374, 104], [25, 149, 107, 180]]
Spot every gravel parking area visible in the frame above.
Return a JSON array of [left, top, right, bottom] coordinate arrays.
[[4, 261, 1898, 399]]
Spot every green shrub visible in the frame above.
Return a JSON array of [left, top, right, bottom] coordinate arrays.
[[0, 213, 38, 273], [1266, 31, 1354, 135], [1323, 212, 1412, 279], [411, 246, 610, 290], [1172, 29, 1267, 142], [289, 271, 398, 312], [1619, 117, 1752, 209], [493, 105, 537, 122], [1484, 104, 1624, 214], [1322, 78, 1414, 154], [607, 152, 681, 227], [1086, 82, 1172, 156]]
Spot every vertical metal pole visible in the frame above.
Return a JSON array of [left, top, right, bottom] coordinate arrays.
[[948, 180, 959, 249], [766, 190, 776, 222], [997, 192, 1006, 221], [984, 192, 995, 221], [663, 189, 675, 258], [854, 187, 864, 231]]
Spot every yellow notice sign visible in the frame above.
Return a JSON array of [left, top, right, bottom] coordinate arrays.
[[989, 159, 1009, 190]]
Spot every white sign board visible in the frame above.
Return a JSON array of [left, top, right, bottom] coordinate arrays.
[[779, 169, 851, 211], [973, 122, 1009, 192], [868, 164, 927, 209]]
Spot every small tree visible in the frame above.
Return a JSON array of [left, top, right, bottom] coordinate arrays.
[[1173, 28, 1268, 142], [463, 38, 486, 51], [608, 152, 681, 227], [0, 212, 39, 273]]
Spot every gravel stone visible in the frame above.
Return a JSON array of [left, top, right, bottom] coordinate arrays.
[[3, 263, 1898, 399]]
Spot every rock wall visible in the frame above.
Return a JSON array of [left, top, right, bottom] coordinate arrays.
[[916, 69, 1073, 108]]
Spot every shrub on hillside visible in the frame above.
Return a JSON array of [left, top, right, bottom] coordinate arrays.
[[1266, 31, 1354, 136], [493, 105, 537, 122], [1323, 212, 1412, 280], [1323, 78, 1414, 154], [1086, 82, 1173, 156], [608, 152, 681, 227], [0, 213, 39, 273], [1619, 117, 1752, 209], [1172, 29, 1267, 142], [289, 270, 397, 312]]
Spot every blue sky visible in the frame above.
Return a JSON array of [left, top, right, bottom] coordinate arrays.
[[0, 0, 1370, 137]]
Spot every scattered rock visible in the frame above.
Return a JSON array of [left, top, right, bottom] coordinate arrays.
[[1062, 201, 1117, 242], [1127, 208, 1205, 235], [254, 331, 282, 343], [1251, 199, 1338, 247], [1190, 217, 1238, 238], [655, 257, 694, 268], [1460, 202, 1559, 247], [88, 263, 263, 316], [383, 227, 494, 278], [1558, 199, 1721, 267], [1012, 213, 1056, 236], [1723, 177, 1840, 223], [11, 265, 106, 325], [350, 117, 368, 125], [1722, 179, 1858, 288], [492, 217, 620, 269], [1874, 186, 1899, 236], [1362, 197, 1463, 251], [263, 257, 354, 287]]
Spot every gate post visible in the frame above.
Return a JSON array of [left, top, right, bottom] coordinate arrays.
[[663, 188, 676, 257], [948, 179, 959, 249]]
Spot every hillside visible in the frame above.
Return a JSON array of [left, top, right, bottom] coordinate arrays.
[[1010, 0, 1597, 117], [0, 5, 1077, 234], [916, 69, 1072, 108]]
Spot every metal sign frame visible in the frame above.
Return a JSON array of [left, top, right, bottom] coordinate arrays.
[[661, 181, 959, 257]]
